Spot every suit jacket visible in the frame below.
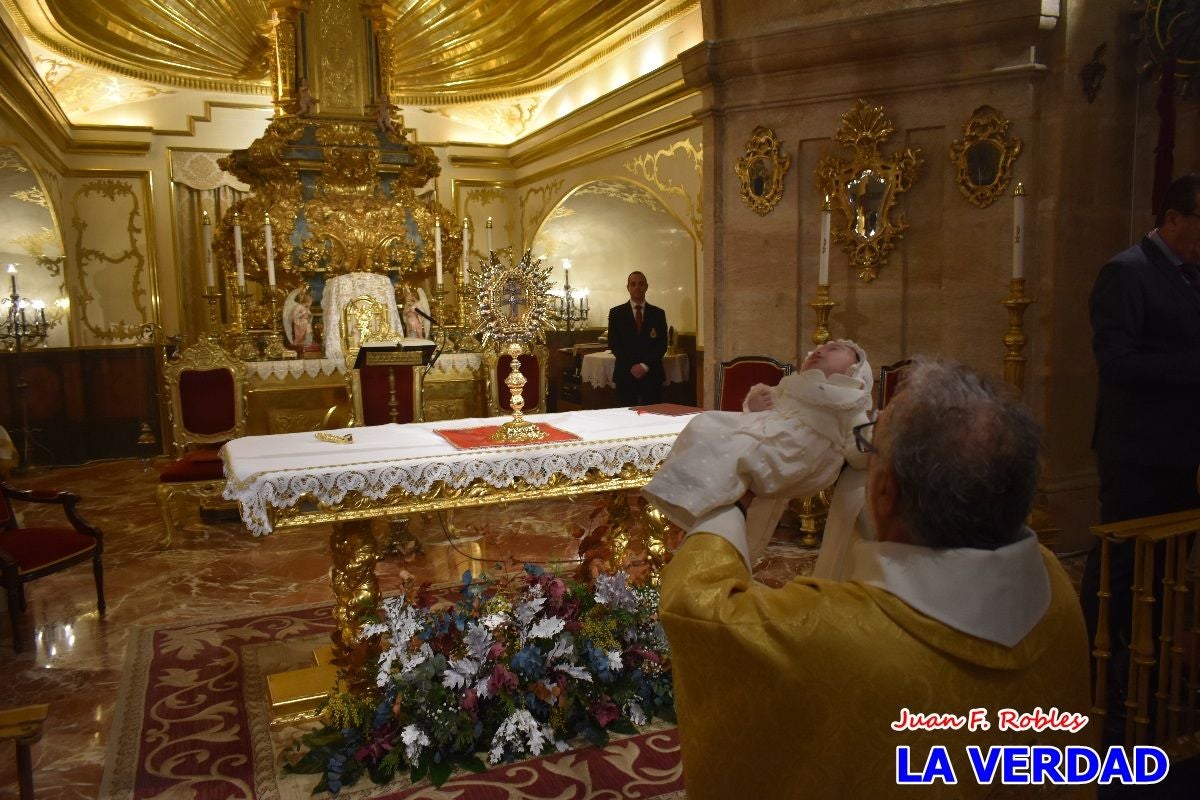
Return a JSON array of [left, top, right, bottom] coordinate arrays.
[[1090, 236, 1200, 466], [607, 301, 668, 384]]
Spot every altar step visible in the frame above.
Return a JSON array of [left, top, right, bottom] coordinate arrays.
[[266, 644, 339, 722]]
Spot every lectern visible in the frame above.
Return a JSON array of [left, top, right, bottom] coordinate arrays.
[[350, 339, 436, 425]]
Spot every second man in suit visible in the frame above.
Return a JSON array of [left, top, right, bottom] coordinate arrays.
[[608, 270, 668, 406]]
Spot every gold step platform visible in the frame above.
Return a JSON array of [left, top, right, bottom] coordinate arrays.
[[267, 644, 339, 722]]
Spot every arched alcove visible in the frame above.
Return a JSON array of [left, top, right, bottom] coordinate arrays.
[[0, 146, 69, 348], [531, 178, 697, 336]]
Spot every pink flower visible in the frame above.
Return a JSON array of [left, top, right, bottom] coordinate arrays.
[[460, 688, 479, 717], [488, 664, 518, 695], [590, 698, 620, 727]]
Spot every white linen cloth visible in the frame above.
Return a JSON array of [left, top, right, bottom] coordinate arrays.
[[222, 407, 696, 535], [581, 351, 689, 388]]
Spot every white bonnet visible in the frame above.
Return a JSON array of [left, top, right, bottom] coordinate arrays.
[[806, 338, 873, 403]]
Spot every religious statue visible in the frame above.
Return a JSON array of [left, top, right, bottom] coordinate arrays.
[[293, 78, 318, 117], [398, 282, 432, 339], [283, 285, 314, 350], [376, 96, 397, 136]]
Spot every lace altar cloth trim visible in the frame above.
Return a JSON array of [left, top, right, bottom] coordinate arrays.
[[221, 408, 687, 535], [243, 351, 484, 383]]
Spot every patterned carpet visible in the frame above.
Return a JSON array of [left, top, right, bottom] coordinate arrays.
[[0, 457, 817, 798], [98, 596, 687, 800]]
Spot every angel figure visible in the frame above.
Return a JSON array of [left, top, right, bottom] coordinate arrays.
[[294, 78, 318, 117], [398, 282, 432, 340], [283, 285, 314, 349]]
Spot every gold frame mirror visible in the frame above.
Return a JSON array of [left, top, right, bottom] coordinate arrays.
[[815, 100, 922, 282], [949, 105, 1022, 208], [736, 126, 791, 217]]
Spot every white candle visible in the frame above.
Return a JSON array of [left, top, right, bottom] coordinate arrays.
[[819, 196, 831, 286], [233, 212, 245, 286], [434, 218, 443, 285], [264, 213, 276, 286], [1012, 183, 1026, 280], [462, 219, 470, 280], [7, 264, 16, 295], [486, 216, 493, 253], [202, 212, 215, 287]]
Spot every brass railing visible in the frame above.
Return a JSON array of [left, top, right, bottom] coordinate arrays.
[[1091, 510, 1200, 758]]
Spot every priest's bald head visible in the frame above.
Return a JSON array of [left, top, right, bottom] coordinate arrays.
[[865, 359, 1041, 551]]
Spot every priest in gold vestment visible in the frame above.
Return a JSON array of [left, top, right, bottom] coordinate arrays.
[[660, 360, 1095, 798]]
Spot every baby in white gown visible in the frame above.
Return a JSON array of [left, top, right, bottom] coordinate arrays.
[[643, 339, 872, 565]]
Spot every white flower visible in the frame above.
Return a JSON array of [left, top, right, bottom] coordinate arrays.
[[442, 657, 479, 690], [557, 663, 593, 682], [463, 622, 493, 661], [402, 724, 431, 762], [480, 612, 509, 631], [546, 637, 572, 663], [487, 709, 563, 764], [606, 649, 624, 672], [594, 572, 638, 612], [625, 701, 647, 726], [527, 616, 565, 641]]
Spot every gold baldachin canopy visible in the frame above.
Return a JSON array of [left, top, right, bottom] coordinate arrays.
[[3, 0, 693, 102]]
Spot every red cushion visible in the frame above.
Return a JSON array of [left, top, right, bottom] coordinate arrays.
[[497, 354, 541, 412], [179, 368, 236, 435], [159, 449, 226, 483], [359, 365, 417, 425], [718, 361, 788, 411], [0, 527, 95, 574]]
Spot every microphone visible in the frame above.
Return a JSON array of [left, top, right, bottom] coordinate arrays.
[[414, 307, 438, 327]]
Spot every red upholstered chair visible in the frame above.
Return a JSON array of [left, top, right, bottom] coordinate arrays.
[[485, 345, 549, 416], [0, 483, 104, 653], [348, 364, 424, 426], [877, 358, 914, 410], [714, 355, 794, 411], [156, 338, 247, 546]]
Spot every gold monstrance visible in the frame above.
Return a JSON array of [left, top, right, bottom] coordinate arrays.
[[467, 249, 556, 442]]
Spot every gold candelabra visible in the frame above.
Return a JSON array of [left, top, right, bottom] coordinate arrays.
[[809, 284, 836, 345], [262, 286, 286, 360], [1001, 278, 1033, 391], [233, 286, 259, 360], [202, 286, 222, 339]]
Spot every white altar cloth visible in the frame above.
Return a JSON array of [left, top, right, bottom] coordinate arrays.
[[243, 351, 484, 382], [222, 407, 694, 535], [581, 351, 689, 389]]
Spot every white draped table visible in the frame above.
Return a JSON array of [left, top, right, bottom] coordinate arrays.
[[221, 407, 696, 697], [581, 351, 690, 388]]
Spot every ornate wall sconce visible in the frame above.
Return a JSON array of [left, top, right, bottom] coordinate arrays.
[[736, 126, 791, 216], [949, 105, 1022, 209], [815, 100, 922, 282]]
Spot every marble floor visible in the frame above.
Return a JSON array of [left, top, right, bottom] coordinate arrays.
[[0, 457, 818, 799]]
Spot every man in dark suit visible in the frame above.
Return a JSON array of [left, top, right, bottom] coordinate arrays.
[[1085, 172, 1200, 737], [608, 270, 668, 406]]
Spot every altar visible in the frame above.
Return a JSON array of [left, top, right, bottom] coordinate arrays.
[[221, 406, 697, 698]]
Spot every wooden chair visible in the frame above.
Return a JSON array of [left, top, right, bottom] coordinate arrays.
[[156, 338, 247, 546], [0, 483, 104, 652], [877, 358, 914, 410], [485, 344, 549, 417], [714, 355, 794, 411], [0, 703, 48, 799]]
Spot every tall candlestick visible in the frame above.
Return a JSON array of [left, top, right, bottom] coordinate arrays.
[[462, 219, 470, 280], [486, 217, 494, 254], [818, 195, 832, 286], [233, 212, 245, 286], [7, 264, 16, 295], [434, 218, 443, 285], [264, 213, 276, 286], [563, 258, 571, 274], [1012, 182, 1026, 280], [202, 212, 215, 287]]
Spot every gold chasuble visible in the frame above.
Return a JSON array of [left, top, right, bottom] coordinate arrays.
[[659, 534, 1096, 799]]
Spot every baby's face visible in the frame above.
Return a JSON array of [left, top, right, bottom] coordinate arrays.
[[801, 342, 859, 378]]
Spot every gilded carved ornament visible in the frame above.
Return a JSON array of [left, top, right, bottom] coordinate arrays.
[[815, 100, 923, 283], [949, 106, 1022, 209], [736, 126, 791, 217], [626, 138, 703, 243]]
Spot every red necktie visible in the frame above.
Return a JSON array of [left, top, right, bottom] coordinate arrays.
[[635, 304, 644, 332]]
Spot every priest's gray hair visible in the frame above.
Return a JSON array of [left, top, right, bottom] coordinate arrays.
[[880, 358, 1041, 550]]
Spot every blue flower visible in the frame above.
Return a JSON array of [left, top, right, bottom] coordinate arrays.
[[511, 643, 544, 679]]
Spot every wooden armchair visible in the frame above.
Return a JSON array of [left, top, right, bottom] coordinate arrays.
[[714, 355, 794, 411], [0, 483, 104, 653], [878, 358, 914, 410], [156, 338, 247, 546], [485, 344, 549, 417]]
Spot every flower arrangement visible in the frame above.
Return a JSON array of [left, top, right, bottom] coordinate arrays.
[[285, 564, 674, 793]]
